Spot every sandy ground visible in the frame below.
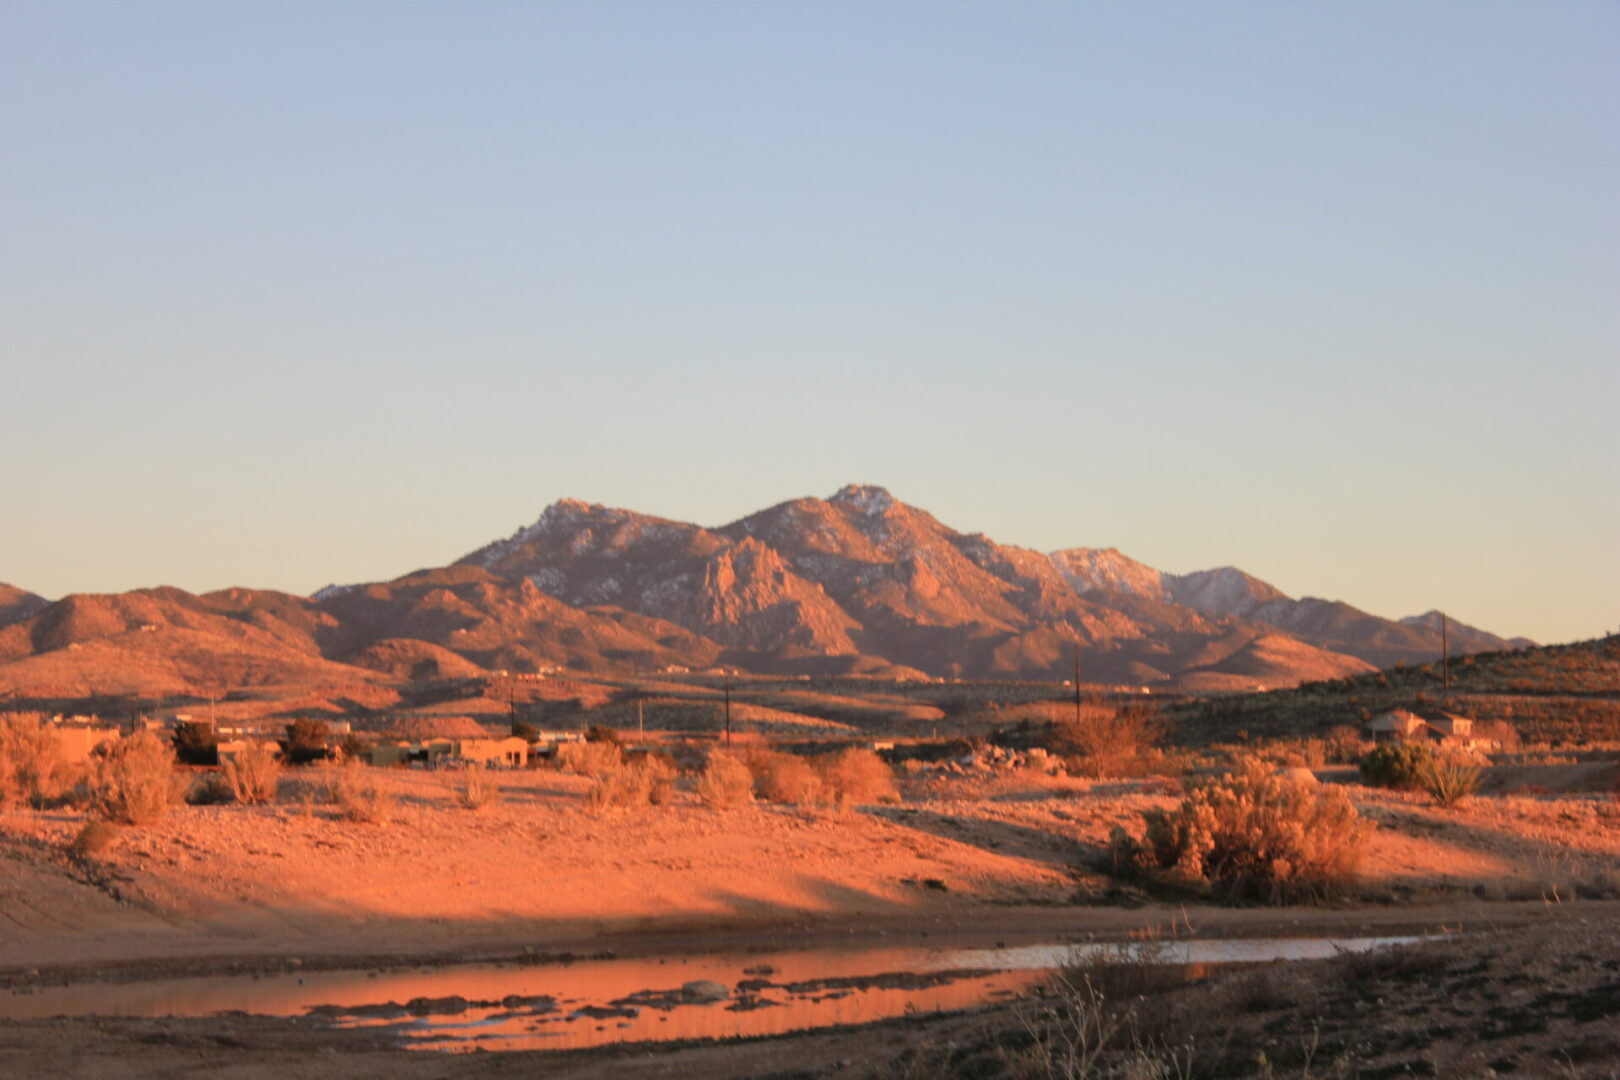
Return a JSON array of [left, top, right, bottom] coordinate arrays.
[[3, 767, 1617, 972], [2, 766, 1617, 1076]]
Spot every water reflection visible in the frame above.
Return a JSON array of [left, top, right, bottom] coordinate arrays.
[[2, 935, 1418, 1052]]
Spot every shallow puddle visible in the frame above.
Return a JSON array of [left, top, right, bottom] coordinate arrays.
[[2, 936, 1419, 1052]]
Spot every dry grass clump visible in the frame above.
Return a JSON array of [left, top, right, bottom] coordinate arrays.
[[223, 741, 282, 805], [815, 747, 898, 807], [697, 750, 754, 809], [0, 712, 70, 809], [1048, 703, 1163, 779], [555, 739, 625, 779], [88, 731, 185, 826], [743, 747, 898, 808], [69, 819, 123, 858], [450, 771, 502, 811], [322, 765, 393, 823], [1109, 757, 1367, 903], [747, 750, 825, 806], [585, 755, 677, 812]]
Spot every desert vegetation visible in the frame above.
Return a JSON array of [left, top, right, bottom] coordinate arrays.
[[87, 731, 184, 826], [0, 712, 70, 809], [1108, 757, 1367, 902], [449, 770, 502, 810], [223, 741, 282, 804], [1042, 699, 1166, 779], [320, 764, 392, 823]]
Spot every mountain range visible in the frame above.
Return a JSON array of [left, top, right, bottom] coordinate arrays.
[[0, 485, 1531, 697]]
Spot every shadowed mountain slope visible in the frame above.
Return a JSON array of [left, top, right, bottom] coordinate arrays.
[[0, 584, 48, 629]]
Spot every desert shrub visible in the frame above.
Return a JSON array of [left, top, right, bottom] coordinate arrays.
[[185, 774, 235, 805], [1109, 757, 1367, 903], [88, 732, 184, 825], [0, 712, 70, 809], [451, 771, 501, 811], [1476, 719, 1520, 751], [585, 724, 623, 745], [636, 753, 679, 805], [283, 718, 331, 765], [583, 754, 678, 812], [1417, 757, 1482, 808], [334, 733, 366, 763], [555, 739, 624, 779], [1323, 725, 1367, 765], [69, 820, 122, 858], [171, 721, 218, 766], [224, 741, 282, 805], [696, 750, 753, 809], [815, 747, 899, 807], [747, 750, 824, 806], [1049, 703, 1162, 779], [323, 766, 392, 823], [1358, 743, 1436, 790]]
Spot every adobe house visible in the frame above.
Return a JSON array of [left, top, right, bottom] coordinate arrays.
[[52, 720, 121, 763], [453, 737, 528, 767], [1365, 707, 1479, 749], [364, 737, 526, 768]]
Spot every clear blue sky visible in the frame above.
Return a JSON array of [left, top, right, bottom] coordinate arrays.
[[2, 2, 1615, 644]]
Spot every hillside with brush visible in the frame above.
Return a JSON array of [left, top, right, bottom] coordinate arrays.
[[1170, 633, 1620, 745]]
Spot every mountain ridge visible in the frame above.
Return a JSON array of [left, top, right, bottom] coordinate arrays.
[[0, 486, 1532, 695]]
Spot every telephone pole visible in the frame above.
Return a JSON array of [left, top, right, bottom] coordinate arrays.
[[1441, 612, 1450, 691], [723, 676, 732, 746], [1073, 641, 1083, 726]]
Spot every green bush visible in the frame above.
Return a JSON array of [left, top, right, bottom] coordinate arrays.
[[1358, 743, 1436, 790], [1109, 757, 1367, 903]]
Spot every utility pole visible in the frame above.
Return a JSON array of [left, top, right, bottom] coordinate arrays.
[[1073, 641, 1083, 726], [1441, 612, 1450, 691], [723, 676, 732, 746], [638, 696, 645, 737]]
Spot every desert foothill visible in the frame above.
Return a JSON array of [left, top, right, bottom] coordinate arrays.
[[3, 487, 1618, 1077], [4, 3, 1615, 1078]]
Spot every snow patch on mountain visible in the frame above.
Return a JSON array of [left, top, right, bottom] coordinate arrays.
[[1165, 567, 1289, 618], [830, 484, 895, 516], [312, 583, 361, 602], [1050, 548, 1168, 600]]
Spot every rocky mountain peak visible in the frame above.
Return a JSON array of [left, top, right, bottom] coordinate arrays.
[[829, 483, 896, 516]]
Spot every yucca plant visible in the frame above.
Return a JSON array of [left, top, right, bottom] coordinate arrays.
[[1418, 757, 1482, 808]]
